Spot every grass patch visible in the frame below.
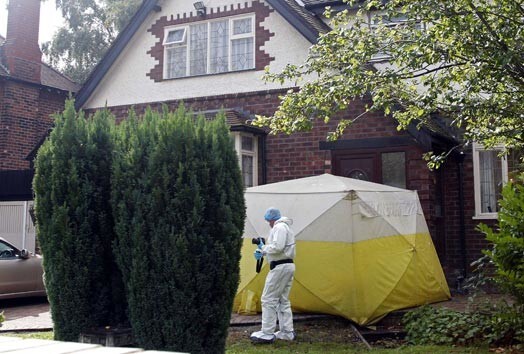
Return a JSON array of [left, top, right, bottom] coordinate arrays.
[[2, 322, 493, 354], [226, 319, 492, 353], [5, 331, 54, 340]]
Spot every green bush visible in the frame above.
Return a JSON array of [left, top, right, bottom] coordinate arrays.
[[484, 303, 524, 345], [0, 311, 4, 326], [112, 106, 245, 353], [478, 173, 524, 304], [33, 100, 126, 341], [403, 303, 524, 346], [403, 306, 489, 346]]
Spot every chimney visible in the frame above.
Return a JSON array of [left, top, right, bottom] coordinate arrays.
[[3, 0, 42, 83]]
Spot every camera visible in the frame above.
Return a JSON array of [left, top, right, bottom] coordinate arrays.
[[251, 237, 265, 245]]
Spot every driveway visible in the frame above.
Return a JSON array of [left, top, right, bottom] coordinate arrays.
[[0, 298, 51, 332]]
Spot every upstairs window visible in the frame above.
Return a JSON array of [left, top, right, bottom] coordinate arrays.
[[369, 14, 424, 60], [164, 15, 255, 79], [473, 143, 508, 219]]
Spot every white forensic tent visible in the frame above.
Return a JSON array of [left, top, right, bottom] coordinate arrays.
[[234, 174, 450, 325]]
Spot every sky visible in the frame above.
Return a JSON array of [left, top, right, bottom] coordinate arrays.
[[0, 0, 64, 44]]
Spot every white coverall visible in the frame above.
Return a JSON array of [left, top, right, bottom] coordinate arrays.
[[251, 217, 296, 341]]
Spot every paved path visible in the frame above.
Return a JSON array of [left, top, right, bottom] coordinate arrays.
[[0, 300, 51, 332], [0, 336, 185, 353]]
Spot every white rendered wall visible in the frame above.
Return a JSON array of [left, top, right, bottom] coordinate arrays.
[[83, 0, 313, 109]]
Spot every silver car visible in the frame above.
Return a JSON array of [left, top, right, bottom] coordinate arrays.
[[0, 237, 46, 299]]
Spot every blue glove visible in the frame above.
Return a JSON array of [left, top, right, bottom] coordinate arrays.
[[257, 239, 265, 250], [254, 249, 263, 261]]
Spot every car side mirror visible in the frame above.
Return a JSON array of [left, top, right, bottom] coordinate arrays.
[[20, 249, 30, 259]]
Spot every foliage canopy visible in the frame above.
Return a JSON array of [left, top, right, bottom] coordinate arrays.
[[256, 0, 524, 153], [42, 0, 141, 83]]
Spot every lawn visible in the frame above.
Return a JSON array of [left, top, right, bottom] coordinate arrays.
[[6, 318, 494, 354], [225, 319, 492, 353]]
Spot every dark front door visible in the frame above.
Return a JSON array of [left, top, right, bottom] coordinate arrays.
[[332, 152, 378, 182], [332, 149, 407, 189]]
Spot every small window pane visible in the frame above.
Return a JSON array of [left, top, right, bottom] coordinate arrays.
[[210, 20, 229, 73], [233, 18, 252, 35], [479, 150, 503, 213], [241, 136, 254, 151], [231, 37, 254, 71], [190, 23, 208, 75], [165, 29, 185, 44], [166, 46, 187, 78], [242, 155, 254, 187], [381, 152, 406, 188]]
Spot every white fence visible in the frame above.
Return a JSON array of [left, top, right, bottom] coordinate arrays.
[[0, 201, 36, 252]]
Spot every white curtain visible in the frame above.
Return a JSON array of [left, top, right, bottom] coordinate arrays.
[[190, 23, 208, 75], [242, 155, 254, 187], [231, 37, 254, 70], [479, 150, 502, 213], [210, 20, 229, 73], [166, 45, 187, 78]]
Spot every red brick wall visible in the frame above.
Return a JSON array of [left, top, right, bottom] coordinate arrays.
[[85, 89, 485, 284], [0, 82, 5, 162], [0, 80, 67, 170], [87, 90, 435, 220], [3, 0, 42, 83]]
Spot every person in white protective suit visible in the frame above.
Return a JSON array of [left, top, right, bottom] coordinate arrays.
[[250, 207, 296, 343]]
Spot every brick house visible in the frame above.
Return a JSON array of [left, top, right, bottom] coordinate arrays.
[[73, 0, 510, 288], [0, 0, 79, 250]]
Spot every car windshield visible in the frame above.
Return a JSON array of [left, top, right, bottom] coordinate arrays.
[[0, 240, 17, 259]]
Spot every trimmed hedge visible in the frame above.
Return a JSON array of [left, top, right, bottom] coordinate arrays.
[[111, 106, 245, 353], [34, 102, 244, 351], [33, 101, 126, 341]]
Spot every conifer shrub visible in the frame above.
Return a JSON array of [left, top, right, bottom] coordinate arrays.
[[112, 105, 245, 353], [478, 173, 524, 304], [33, 100, 126, 341]]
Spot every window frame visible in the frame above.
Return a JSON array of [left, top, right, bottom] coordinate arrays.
[[163, 26, 189, 79], [472, 143, 508, 219], [368, 12, 425, 61], [233, 132, 258, 188], [163, 27, 187, 45], [163, 14, 256, 79]]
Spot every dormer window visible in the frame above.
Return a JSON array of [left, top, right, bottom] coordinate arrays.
[[369, 14, 424, 60], [163, 15, 255, 79]]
